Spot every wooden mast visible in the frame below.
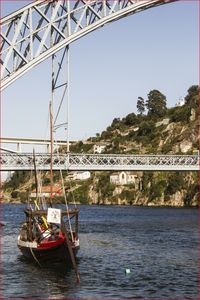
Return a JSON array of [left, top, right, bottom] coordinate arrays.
[[66, 45, 70, 153], [50, 10, 55, 205], [63, 44, 80, 283], [49, 100, 53, 205], [33, 148, 38, 200]]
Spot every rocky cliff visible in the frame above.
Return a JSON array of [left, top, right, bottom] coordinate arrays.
[[69, 85, 199, 207], [3, 85, 199, 206]]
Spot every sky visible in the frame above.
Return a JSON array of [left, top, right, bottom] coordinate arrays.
[[1, 0, 199, 150]]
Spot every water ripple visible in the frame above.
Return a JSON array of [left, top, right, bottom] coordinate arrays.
[[1, 204, 198, 299]]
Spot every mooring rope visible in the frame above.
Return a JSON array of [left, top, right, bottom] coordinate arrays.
[[30, 247, 42, 267]]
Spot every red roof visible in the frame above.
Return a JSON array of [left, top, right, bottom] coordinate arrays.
[[32, 184, 62, 193]]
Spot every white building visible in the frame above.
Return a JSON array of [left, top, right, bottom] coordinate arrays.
[[71, 171, 91, 181], [110, 171, 138, 185], [93, 143, 107, 154], [175, 98, 185, 107]]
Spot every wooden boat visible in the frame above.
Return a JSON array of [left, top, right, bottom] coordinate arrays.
[[17, 153, 80, 277], [17, 174, 80, 283], [17, 150, 80, 268], [17, 207, 79, 264]]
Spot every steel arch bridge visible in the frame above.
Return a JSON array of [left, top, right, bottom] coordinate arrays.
[[1, 0, 177, 90]]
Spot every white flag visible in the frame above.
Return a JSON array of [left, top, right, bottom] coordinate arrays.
[[47, 208, 61, 224]]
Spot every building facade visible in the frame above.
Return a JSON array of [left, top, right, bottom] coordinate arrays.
[[110, 171, 138, 185]]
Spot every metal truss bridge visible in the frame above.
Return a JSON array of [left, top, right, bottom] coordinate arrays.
[[0, 153, 199, 171], [0, 137, 71, 153], [2, 0, 194, 175], [1, 0, 177, 90]]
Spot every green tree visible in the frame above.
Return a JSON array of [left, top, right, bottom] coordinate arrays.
[[150, 180, 166, 200], [168, 105, 190, 123], [137, 120, 155, 136], [165, 173, 184, 195], [184, 85, 199, 110], [137, 97, 145, 115], [146, 89, 167, 118], [124, 113, 137, 126], [111, 118, 121, 129], [96, 173, 115, 200], [3, 171, 29, 190], [142, 173, 153, 194], [101, 130, 112, 139]]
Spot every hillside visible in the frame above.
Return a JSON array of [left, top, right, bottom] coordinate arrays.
[[3, 85, 199, 206]]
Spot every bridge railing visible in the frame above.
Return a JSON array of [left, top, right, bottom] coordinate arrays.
[[0, 153, 199, 171]]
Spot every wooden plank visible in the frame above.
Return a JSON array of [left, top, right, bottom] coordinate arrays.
[[24, 208, 79, 218]]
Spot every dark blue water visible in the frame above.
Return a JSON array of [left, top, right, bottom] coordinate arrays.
[[1, 204, 198, 299]]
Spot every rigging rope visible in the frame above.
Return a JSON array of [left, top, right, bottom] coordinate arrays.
[[30, 247, 42, 267], [54, 138, 74, 242]]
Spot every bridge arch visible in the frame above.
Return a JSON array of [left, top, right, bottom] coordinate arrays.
[[1, 0, 176, 90]]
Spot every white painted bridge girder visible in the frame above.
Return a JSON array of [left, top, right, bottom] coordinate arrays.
[[0, 153, 199, 171], [1, 0, 177, 90]]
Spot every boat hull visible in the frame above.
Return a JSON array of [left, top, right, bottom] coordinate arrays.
[[17, 237, 79, 264]]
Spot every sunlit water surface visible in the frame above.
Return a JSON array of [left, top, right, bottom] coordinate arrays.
[[1, 204, 198, 299]]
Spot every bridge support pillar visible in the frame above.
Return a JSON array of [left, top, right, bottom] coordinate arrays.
[[47, 144, 50, 153], [17, 143, 22, 153]]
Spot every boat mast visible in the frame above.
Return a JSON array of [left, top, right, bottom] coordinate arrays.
[[66, 45, 70, 153], [49, 99, 54, 204], [50, 4, 55, 204], [66, 0, 71, 153], [33, 149, 39, 200]]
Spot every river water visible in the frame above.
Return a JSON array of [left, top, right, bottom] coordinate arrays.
[[1, 204, 198, 299]]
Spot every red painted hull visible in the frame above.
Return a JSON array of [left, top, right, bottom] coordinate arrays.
[[18, 233, 79, 264]]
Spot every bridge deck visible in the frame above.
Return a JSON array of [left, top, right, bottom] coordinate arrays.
[[0, 153, 199, 171]]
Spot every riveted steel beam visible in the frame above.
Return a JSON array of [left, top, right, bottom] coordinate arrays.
[[1, 0, 177, 90]]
